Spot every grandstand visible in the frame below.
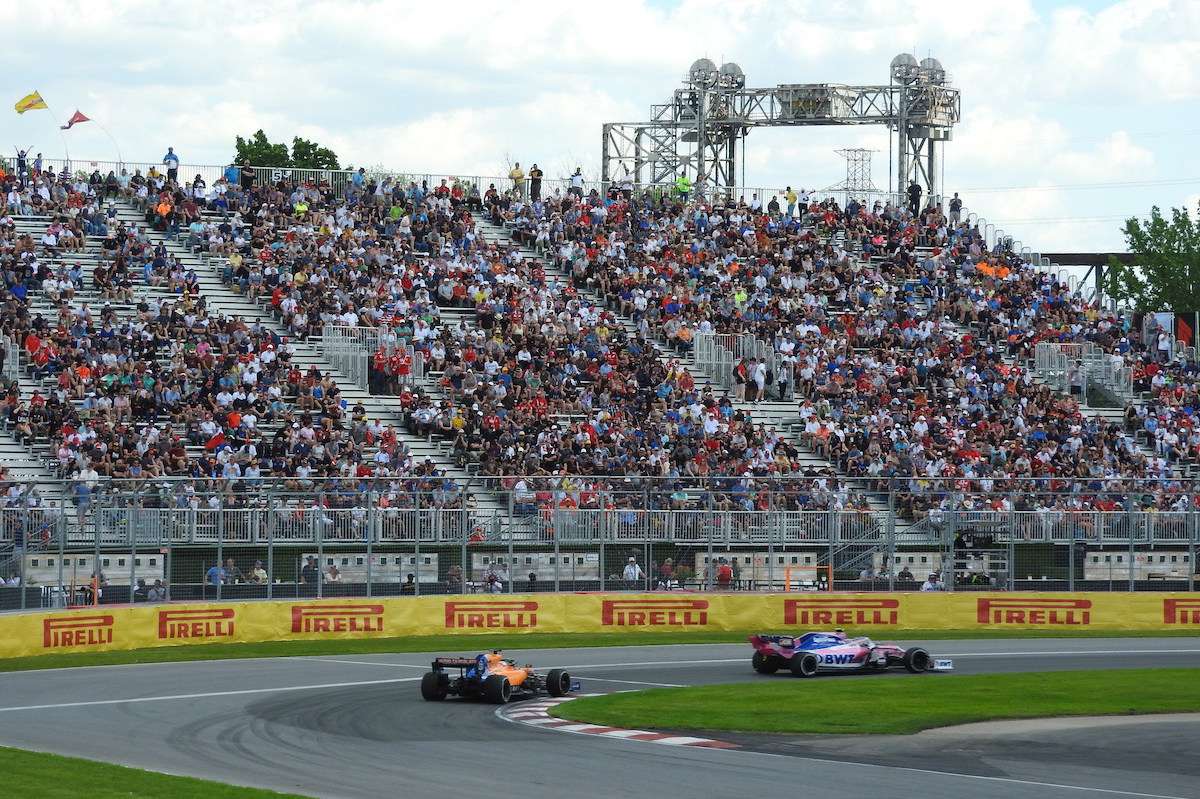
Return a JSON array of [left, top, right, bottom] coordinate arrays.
[[0, 138, 1198, 606]]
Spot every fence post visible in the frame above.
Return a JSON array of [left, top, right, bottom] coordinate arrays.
[[1067, 535, 1075, 592], [886, 492, 896, 592], [706, 521, 715, 592], [129, 505, 137, 603], [507, 525, 514, 595], [266, 494, 274, 601], [1127, 498, 1136, 592], [414, 526, 421, 598], [317, 496, 325, 600], [216, 499, 223, 601], [1007, 539, 1016, 591], [56, 504, 65, 604], [1190, 512, 1198, 592], [553, 523, 560, 593], [460, 526, 468, 596], [366, 490, 374, 599]]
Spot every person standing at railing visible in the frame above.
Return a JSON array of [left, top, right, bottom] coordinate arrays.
[[784, 186, 797, 218], [509, 162, 525, 199], [569, 167, 584, 199], [528, 163, 543, 201], [162, 146, 180, 183], [674, 173, 691, 203], [949, 192, 962, 225]]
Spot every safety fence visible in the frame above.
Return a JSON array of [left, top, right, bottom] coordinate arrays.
[[692, 332, 794, 401], [1, 591, 1197, 660], [1033, 342, 1134, 404], [1, 497, 1197, 611], [316, 324, 421, 393]]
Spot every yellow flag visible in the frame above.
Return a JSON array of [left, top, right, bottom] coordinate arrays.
[[14, 91, 47, 114]]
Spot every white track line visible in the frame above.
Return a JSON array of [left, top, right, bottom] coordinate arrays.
[[309, 658, 428, 668], [574, 676, 686, 688], [0, 677, 421, 714]]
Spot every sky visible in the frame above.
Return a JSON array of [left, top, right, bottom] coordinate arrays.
[[3, 0, 1198, 252]]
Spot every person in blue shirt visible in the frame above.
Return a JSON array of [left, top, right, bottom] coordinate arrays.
[[162, 147, 180, 182], [205, 563, 226, 585]]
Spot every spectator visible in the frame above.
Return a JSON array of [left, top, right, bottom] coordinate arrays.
[[569, 167, 584, 198], [300, 555, 320, 584], [205, 562, 226, 586], [528, 163, 543, 201], [948, 192, 962, 224], [223, 557, 244, 584], [162, 147, 180, 183], [920, 573, 944, 592], [715, 558, 733, 589], [508, 162, 525, 198], [897, 565, 915, 582], [325, 564, 341, 583], [622, 556, 645, 585], [132, 578, 148, 602], [907, 180, 922, 215], [147, 580, 168, 602], [249, 560, 268, 583]]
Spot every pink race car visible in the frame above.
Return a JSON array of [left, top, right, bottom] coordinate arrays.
[[748, 630, 952, 677]]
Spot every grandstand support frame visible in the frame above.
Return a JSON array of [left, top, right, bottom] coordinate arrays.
[[600, 54, 959, 200]]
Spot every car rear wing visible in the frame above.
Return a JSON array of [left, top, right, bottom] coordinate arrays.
[[750, 634, 795, 647], [432, 656, 477, 669]]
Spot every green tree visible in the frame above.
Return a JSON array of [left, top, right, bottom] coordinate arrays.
[[232, 130, 341, 170], [233, 129, 290, 167], [1105, 206, 1200, 313], [290, 137, 340, 170]]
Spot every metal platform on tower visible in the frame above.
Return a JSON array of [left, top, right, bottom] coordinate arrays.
[[601, 54, 960, 200]]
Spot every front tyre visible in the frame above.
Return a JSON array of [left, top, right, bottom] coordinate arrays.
[[789, 652, 819, 678], [484, 674, 512, 704], [420, 672, 448, 701], [546, 668, 571, 697], [752, 652, 779, 674], [903, 647, 931, 673]]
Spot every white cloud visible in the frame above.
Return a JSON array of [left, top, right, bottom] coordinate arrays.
[[1, 0, 1195, 251]]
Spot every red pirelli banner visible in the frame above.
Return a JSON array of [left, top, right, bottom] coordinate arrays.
[[0, 592, 1197, 659]]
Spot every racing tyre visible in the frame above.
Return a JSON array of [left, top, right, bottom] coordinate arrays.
[[752, 652, 779, 675], [546, 669, 571, 697], [484, 674, 512, 704], [789, 652, 819, 678], [903, 647, 931, 673], [420, 672, 447, 701]]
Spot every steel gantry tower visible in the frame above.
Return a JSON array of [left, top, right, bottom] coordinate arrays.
[[600, 54, 960, 200]]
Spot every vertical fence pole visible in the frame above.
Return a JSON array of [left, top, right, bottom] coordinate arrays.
[[1190, 512, 1198, 592], [1128, 501, 1136, 592], [414, 529, 421, 598], [553, 525, 560, 593], [317, 500, 325, 600], [460, 529, 468, 595], [129, 508, 137, 602], [767, 518, 774, 592], [93, 520, 100, 606], [216, 501, 223, 601], [366, 491, 374, 599], [266, 498, 274, 601], [57, 509, 65, 605], [886, 492, 896, 592], [1068, 537, 1075, 592], [507, 526, 514, 594], [599, 534, 606, 592]]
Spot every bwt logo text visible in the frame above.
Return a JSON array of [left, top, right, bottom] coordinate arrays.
[[977, 598, 1091, 626], [290, 604, 385, 633], [601, 599, 708, 627], [158, 608, 236, 640], [1164, 598, 1200, 624], [784, 598, 899, 626], [444, 601, 538, 629], [43, 615, 114, 648]]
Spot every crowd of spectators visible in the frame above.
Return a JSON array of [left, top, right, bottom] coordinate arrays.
[[3, 153, 1199, 534]]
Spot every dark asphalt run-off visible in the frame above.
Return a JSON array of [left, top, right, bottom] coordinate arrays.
[[0, 637, 1197, 799]]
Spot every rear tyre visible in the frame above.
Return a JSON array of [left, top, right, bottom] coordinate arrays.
[[752, 652, 779, 674], [789, 652, 819, 678], [903, 647, 931, 673], [546, 669, 571, 697], [420, 672, 447, 701], [484, 674, 512, 704]]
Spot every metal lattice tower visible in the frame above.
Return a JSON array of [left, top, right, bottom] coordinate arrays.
[[823, 148, 878, 196], [601, 54, 959, 199]]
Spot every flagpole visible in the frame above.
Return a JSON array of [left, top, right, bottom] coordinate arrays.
[[89, 119, 124, 171], [40, 100, 70, 171]]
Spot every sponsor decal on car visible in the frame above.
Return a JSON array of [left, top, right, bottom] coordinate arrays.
[[1163, 598, 1200, 625], [444, 601, 538, 629], [290, 603, 385, 634], [976, 597, 1091, 626], [601, 598, 708, 627], [157, 608, 236, 640], [784, 597, 899, 626], [43, 614, 114, 649]]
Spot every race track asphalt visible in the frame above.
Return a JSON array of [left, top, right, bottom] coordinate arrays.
[[0, 637, 1197, 799]]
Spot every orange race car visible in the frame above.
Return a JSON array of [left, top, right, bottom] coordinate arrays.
[[420, 651, 577, 704]]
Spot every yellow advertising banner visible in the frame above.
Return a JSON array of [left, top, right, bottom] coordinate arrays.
[[3, 592, 1199, 661]]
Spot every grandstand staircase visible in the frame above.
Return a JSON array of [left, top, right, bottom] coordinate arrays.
[[111, 201, 511, 522], [472, 218, 925, 542]]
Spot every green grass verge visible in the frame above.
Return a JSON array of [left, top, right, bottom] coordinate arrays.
[[553, 668, 1200, 735], [0, 746, 310, 798], [2, 628, 1196, 673]]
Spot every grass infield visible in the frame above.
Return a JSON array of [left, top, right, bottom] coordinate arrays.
[[0, 746, 310, 798], [552, 668, 1200, 735], [2, 628, 1197, 673]]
